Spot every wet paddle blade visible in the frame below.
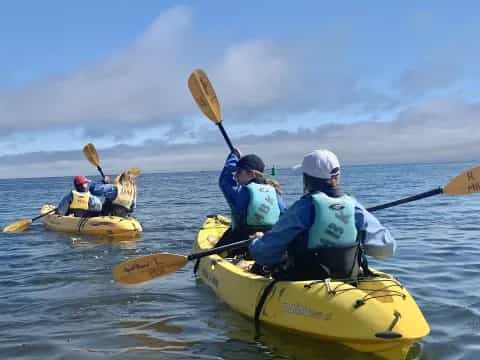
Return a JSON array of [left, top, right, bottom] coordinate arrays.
[[83, 143, 100, 167], [3, 219, 33, 233], [113, 253, 189, 285], [443, 166, 480, 195], [127, 167, 141, 177], [188, 69, 222, 123]]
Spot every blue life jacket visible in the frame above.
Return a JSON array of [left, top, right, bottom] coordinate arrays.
[[218, 182, 281, 252], [279, 192, 362, 281], [246, 182, 280, 227], [308, 192, 358, 249]]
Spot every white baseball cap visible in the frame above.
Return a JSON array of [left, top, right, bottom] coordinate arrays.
[[297, 149, 341, 179]]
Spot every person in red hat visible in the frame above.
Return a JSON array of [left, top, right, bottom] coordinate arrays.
[[56, 175, 103, 217]]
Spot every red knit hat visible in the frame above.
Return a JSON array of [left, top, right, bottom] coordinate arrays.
[[74, 175, 90, 186]]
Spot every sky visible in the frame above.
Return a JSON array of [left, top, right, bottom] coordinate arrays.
[[0, 1, 479, 178]]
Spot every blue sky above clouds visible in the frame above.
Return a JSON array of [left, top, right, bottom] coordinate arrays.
[[0, 1, 479, 178]]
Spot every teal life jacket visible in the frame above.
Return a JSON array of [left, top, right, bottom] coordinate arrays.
[[307, 192, 358, 249], [274, 192, 362, 281], [215, 182, 281, 256], [245, 182, 280, 227]]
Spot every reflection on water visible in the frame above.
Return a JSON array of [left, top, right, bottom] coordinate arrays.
[[0, 163, 479, 359], [69, 234, 140, 249]]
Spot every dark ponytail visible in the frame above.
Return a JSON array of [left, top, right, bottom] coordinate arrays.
[[303, 173, 341, 197]]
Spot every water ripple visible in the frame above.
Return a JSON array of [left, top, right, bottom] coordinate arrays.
[[0, 163, 479, 359]]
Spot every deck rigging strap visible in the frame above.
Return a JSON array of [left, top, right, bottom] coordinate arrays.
[[254, 280, 278, 332]]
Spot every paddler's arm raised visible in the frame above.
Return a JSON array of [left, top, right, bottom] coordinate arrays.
[[354, 202, 396, 259], [89, 181, 117, 201], [218, 150, 249, 211]]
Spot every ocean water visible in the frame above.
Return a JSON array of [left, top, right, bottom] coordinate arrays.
[[1, 162, 479, 360]]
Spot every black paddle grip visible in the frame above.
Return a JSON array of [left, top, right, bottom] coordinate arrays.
[[217, 122, 235, 153], [97, 166, 106, 179]]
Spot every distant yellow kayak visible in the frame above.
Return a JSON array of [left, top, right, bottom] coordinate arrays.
[[40, 204, 142, 238], [193, 215, 430, 360]]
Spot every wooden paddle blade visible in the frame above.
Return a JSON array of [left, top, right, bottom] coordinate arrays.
[[127, 167, 141, 177], [188, 69, 222, 123], [443, 166, 480, 195], [83, 143, 100, 167], [3, 219, 33, 233], [113, 253, 189, 284]]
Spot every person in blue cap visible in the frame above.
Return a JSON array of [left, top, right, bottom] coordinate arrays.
[[216, 149, 287, 252], [249, 149, 396, 281]]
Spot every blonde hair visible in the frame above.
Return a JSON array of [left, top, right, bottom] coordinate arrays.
[[114, 170, 137, 197], [251, 170, 283, 195]]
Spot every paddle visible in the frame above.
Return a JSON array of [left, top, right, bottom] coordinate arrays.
[[113, 238, 251, 284], [367, 165, 480, 211], [83, 143, 141, 179], [113, 165, 480, 284], [3, 208, 57, 233], [188, 69, 235, 152], [83, 143, 106, 179], [127, 167, 141, 177]]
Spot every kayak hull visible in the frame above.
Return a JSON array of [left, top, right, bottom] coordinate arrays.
[[40, 204, 142, 238], [193, 215, 430, 360]]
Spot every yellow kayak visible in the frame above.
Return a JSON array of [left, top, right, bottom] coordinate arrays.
[[40, 204, 142, 238], [193, 215, 430, 360]]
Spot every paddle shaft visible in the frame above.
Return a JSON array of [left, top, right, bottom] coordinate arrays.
[[217, 123, 235, 153], [186, 187, 445, 261], [96, 166, 106, 179], [187, 238, 251, 261], [32, 208, 57, 221], [366, 187, 443, 212]]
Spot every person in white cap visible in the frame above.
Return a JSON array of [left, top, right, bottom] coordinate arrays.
[[248, 149, 396, 281]]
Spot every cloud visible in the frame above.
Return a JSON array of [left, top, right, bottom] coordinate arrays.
[[1, 5, 467, 142], [0, 4, 477, 170], [395, 61, 459, 98], [1, 97, 478, 179], [0, 6, 195, 136], [214, 40, 294, 112], [1, 6, 300, 138]]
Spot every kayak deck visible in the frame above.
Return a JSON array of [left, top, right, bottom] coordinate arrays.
[[40, 204, 142, 239], [193, 215, 430, 360]]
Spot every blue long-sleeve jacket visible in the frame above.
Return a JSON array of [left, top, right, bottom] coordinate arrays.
[[56, 190, 103, 216], [219, 152, 287, 225], [249, 194, 396, 266], [89, 182, 136, 210]]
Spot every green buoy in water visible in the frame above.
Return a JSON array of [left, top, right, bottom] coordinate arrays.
[[271, 165, 276, 176]]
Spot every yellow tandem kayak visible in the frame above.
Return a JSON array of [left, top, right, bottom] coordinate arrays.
[[193, 215, 430, 360], [40, 204, 142, 238]]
